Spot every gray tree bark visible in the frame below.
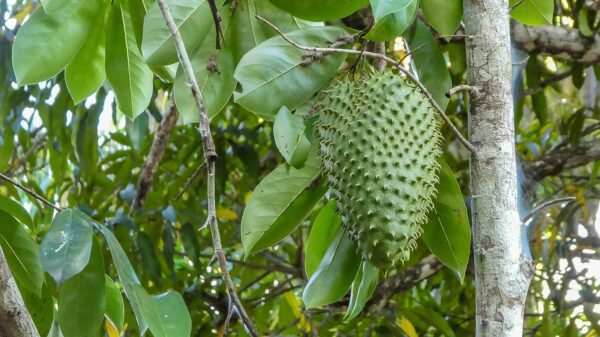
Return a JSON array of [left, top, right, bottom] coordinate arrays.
[[463, 1, 534, 336], [0, 248, 39, 337]]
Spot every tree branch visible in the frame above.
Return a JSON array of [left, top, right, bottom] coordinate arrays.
[[371, 255, 444, 304], [0, 173, 62, 212], [522, 197, 576, 223], [254, 15, 477, 154], [0, 247, 40, 337], [155, 1, 257, 335], [512, 22, 600, 63], [526, 139, 600, 181], [131, 102, 179, 213]]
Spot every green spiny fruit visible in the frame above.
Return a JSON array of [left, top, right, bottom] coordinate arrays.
[[316, 71, 442, 269]]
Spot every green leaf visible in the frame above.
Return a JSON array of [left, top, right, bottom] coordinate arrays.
[[242, 154, 327, 255], [73, 95, 103, 180], [365, 0, 418, 41], [20, 282, 54, 336], [234, 26, 348, 121], [569, 108, 586, 146], [304, 200, 341, 277], [136, 232, 162, 286], [180, 223, 201, 265], [422, 159, 470, 283], [141, 0, 213, 66], [47, 317, 64, 337], [405, 20, 451, 110], [57, 238, 105, 337], [421, 0, 463, 37], [105, 275, 125, 330], [106, 1, 154, 118], [409, 307, 456, 337], [126, 111, 149, 149], [273, 106, 311, 168], [345, 260, 379, 320], [98, 224, 148, 334], [40, 208, 94, 285], [0, 210, 43, 296], [525, 57, 548, 125], [40, 0, 74, 14], [230, 0, 320, 63], [173, 34, 236, 123], [509, 0, 554, 26], [269, 0, 367, 21], [65, 4, 109, 104], [302, 227, 360, 308], [0, 195, 33, 227], [12, 1, 104, 85], [134, 287, 192, 337]]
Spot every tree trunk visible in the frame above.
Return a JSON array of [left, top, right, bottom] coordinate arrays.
[[463, 1, 534, 336], [0, 248, 39, 337]]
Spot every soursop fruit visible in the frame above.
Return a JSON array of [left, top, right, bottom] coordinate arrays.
[[316, 71, 442, 269]]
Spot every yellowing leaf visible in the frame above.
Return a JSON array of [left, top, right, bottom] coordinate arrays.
[[216, 208, 238, 221], [105, 319, 120, 337], [398, 318, 419, 337], [283, 291, 310, 331]]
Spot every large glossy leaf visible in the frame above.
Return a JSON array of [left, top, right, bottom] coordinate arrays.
[[421, 0, 462, 37], [173, 34, 236, 123], [422, 159, 470, 282], [269, 0, 367, 21], [304, 200, 341, 277], [106, 1, 154, 118], [12, 0, 103, 85], [303, 227, 360, 308], [0, 195, 33, 227], [0, 210, 43, 296], [365, 0, 418, 41], [242, 154, 327, 255], [273, 106, 311, 168], [99, 224, 148, 334], [134, 287, 192, 337], [57, 239, 105, 337], [345, 260, 378, 320], [509, 0, 553, 26], [105, 275, 125, 330], [65, 4, 109, 103], [40, 208, 94, 285], [234, 26, 348, 121], [141, 0, 213, 66], [405, 20, 451, 110]]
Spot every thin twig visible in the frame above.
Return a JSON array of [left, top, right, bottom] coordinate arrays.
[[5, 131, 47, 176], [508, 0, 526, 12], [522, 197, 576, 223], [207, 0, 224, 49], [156, 1, 257, 335], [0, 173, 62, 212], [522, 70, 572, 96], [399, 41, 428, 63], [445, 85, 480, 98], [175, 160, 206, 200], [254, 15, 477, 154]]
